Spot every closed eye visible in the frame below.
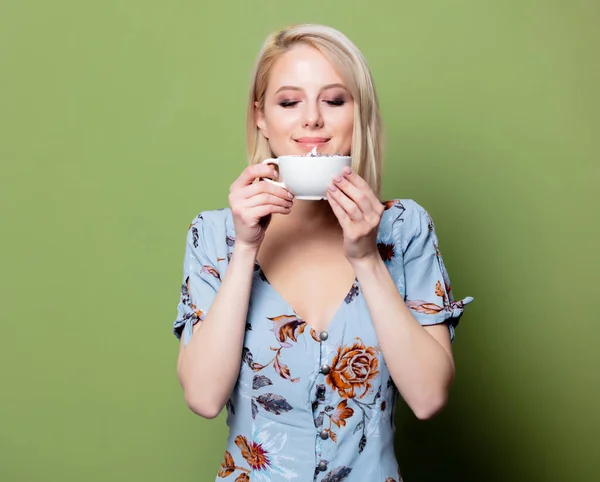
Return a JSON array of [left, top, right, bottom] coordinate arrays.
[[279, 100, 299, 108], [325, 98, 345, 106]]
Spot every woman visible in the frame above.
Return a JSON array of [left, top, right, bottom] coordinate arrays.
[[173, 24, 473, 482]]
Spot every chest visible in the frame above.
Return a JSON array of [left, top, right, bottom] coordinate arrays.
[[256, 240, 356, 333]]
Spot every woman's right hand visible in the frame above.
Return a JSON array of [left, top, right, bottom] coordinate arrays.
[[228, 164, 294, 250]]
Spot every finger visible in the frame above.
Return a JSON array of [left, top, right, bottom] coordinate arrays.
[[243, 180, 293, 201], [336, 168, 381, 214], [230, 164, 278, 192], [326, 190, 351, 227], [250, 204, 292, 218], [327, 183, 363, 221], [332, 175, 370, 214], [244, 193, 293, 209]]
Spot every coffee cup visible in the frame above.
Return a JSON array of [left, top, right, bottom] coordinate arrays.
[[261, 155, 352, 200]]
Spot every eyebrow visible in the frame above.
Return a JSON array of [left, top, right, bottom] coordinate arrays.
[[274, 83, 347, 94]]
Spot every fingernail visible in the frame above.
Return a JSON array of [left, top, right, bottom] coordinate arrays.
[[343, 167, 352, 175], [287, 191, 294, 199], [333, 175, 342, 183], [272, 170, 278, 178], [328, 184, 337, 191]]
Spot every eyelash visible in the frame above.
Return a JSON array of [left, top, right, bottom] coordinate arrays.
[[278, 98, 346, 108]]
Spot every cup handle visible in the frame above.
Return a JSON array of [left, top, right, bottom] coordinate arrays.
[[261, 158, 286, 189]]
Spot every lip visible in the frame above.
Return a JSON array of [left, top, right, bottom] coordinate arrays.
[[294, 137, 331, 144]]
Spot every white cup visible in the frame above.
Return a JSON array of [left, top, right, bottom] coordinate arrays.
[[261, 155, 352, 200]]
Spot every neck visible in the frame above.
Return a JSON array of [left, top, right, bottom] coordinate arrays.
[[275, 198, 341, 232]]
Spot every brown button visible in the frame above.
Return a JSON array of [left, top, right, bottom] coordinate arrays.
[[319, 331, 329, 341], [318, 460, 328, 471], [320, 364, 330, 374], [319, 430, 329, 440]]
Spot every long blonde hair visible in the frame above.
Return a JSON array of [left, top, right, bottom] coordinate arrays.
[[246, 24, 384, 196]]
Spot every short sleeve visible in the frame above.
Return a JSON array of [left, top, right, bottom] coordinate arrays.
[[397, 203, 473, 342], [172, 213, 222, 347]]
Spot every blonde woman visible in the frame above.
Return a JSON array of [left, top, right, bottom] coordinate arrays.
[[173, 24, 473, 482]]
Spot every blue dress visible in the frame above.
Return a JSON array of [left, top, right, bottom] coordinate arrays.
[[173, 199, 473, 482]]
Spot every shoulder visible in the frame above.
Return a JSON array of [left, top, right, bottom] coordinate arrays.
[[189, 207, 232, 229], [379, 199, 435, 252], [380, 198, 431, 228], [186, 207, 233, 250]]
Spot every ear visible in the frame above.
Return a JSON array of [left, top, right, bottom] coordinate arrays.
[[255, 101, 269, 139]]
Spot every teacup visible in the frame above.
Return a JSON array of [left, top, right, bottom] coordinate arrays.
[[261, 155, 352, 200]]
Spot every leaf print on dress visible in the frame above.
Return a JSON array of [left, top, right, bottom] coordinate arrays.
[[330, 400, 353, 428], [318, 400, 354, 443], [251, 315, 310, 383], [254, 264, 270, 283], [200, 265, 221, 281], [406, 280, 470, 314], [241, 347, 254, 369], [191, 226, 199, 248], [309, 328, 322, 342], [252, 393, 293, 417], [180, 277, 205, 324], [322, 466, 352, 481], [217, 450, 237, 477], [225, 398, 236, 415], [252, 375, 273, 390], [433, 242, 454, 299], [252, 347, 298, 383], [344, 282, 360, 304], [270, 314, 308, 347]]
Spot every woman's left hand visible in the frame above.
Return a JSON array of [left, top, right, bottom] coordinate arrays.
[[326, 166, 384, 263]]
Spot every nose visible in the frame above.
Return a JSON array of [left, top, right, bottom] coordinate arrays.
[[302, 101, 323, 129]]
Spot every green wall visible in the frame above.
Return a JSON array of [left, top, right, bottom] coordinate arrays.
[[1, 1, 597, 481]]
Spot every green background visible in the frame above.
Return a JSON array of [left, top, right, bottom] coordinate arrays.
[[1, 1, 598, 481]]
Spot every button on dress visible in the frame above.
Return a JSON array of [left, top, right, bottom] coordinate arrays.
[[173, 199, 473, 481]]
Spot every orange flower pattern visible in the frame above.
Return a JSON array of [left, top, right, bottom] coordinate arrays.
[[327, 340, 380, 399], [217, 436, 271, 479], [172, 200, 472, 481]]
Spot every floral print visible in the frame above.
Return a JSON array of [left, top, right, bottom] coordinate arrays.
[[219, 423, 297, 481], [377, 242, 396, 262], [407, 280, 470, 315], [327, 340, 379, 399], [173, 199, 472, 481]]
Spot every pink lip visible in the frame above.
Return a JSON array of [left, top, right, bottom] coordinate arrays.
[[295, 137, 330, 144]]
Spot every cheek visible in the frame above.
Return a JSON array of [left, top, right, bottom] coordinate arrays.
[[340, 111, 355, 144], [264, 110, 297, 138], [333, 106, 354, 136]]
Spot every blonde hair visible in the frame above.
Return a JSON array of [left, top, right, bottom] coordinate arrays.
[[246, 24, 384, 196]]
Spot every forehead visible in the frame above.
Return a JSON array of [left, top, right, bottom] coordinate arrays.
[[267, 44, 345, 92]]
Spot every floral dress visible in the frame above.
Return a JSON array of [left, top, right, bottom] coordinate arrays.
[[173, 199, 473, 482]]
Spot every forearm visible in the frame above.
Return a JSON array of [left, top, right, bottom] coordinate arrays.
[[178, 244, 258, 417], [352, 255, 455, 419]]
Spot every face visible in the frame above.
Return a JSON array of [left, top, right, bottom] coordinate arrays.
[[256, 44, 354, 157]]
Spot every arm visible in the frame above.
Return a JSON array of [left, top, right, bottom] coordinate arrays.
[[327, 169, 472, 420], [177, 243, 258, 419], [351, 255, 454, 420], [174, 163, 293, 419]]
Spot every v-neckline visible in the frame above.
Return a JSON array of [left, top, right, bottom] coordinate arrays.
[[254, 261, 358, 336]]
